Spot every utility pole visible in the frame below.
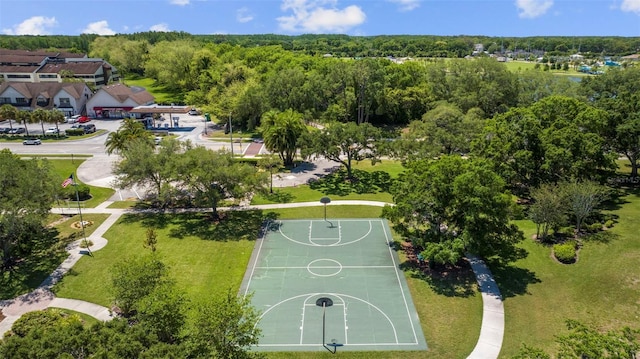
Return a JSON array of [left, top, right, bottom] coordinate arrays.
[[228, 112, 234, 157]]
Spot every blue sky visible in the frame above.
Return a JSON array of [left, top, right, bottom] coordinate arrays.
[[1, 0, 639, 37]]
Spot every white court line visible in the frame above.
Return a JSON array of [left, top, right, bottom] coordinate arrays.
[[381, 220, 419, 344], [257, 342, 421, 347], [243, 221, 270, 298], [255, 265, 395, 269], [279, 219, 373, 247]]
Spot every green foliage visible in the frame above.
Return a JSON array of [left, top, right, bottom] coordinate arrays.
[[64, 128, 85, 136], [529, 183, 567, 241], [0, 150, 55, 271], [144, 228, 158, 252], [111, 254, 169, 316], [386, 155, 525, 265], [301, 121, 384, 179], [513, 343, 551, 359], [604, 219, 615, 228], [136, 283, 187, 343], [259, 109, 308, 166], [553, 241, 577, 263], [473, 97, 616, 190], [186, 290, 263, 359], [580, 66, 640, 177], [59, 183, 91, 201], [561, 180, 609, 234], [105, 118, 151, 155]]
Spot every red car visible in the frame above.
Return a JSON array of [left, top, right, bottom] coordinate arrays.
[[78, 116, 90, 123]]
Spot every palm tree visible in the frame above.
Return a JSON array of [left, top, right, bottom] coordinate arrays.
[[16, 110, 31, 136], [259, 109, 307, 166], [0, 104, 16, 131], [31, 108, 49, 136], [105, 118, 150, 155], [49, 110, 65, 137]]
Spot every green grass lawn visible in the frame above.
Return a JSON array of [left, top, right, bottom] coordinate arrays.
[[47, 159, 115, 208], [122, 76, 183, 104], [496, 190, 640, 357]]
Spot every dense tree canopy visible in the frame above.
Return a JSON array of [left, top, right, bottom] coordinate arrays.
[[580, 66, 640, 177], [473, 96, 616, 190], [384, 156, 525, 265], [0, 150, 55, 271]]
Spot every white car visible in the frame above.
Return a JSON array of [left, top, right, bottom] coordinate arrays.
[[45, 127, 59, 135], [65, 115, 81, 124]]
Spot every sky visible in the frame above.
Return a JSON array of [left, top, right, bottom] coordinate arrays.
[[0, 0, 639, 37]]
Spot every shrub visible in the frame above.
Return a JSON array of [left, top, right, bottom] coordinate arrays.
[[587, 222, 603, 232], [60, 184, 91, 201], [553, 241, 577, 263], [557, 226, 575, 237], [65, 129, 85, 136], [604, 219, 615, 228]]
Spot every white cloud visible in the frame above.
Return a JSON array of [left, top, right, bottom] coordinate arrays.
[[278, 0, 366, 33], [2, 16, 57, 35], [170, 0, 190, 5], [150, 23, 170, 32], [515, 0, 553, 18], [621, 0, 640, 14], [237, 7, 254, 23], [82, 20, 116, 35], [388, 0, 420, 11]]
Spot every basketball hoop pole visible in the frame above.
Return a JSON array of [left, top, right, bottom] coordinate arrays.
[[316, 297, 342, 354], [320, 197, 331, 222]]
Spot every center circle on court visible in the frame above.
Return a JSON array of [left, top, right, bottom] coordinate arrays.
[[307, 258, 342, 277]]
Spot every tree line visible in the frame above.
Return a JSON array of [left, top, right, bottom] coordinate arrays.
[[1, 33, 639, 58]]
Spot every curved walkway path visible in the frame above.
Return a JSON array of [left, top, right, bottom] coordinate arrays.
[[0, 159, 505, 358]]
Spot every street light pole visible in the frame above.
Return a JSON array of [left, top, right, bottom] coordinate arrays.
[[228, 112, 234, 157]]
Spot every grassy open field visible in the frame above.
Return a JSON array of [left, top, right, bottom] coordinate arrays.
[[497, 189, 640, 357], [122, 76, 183, 104]]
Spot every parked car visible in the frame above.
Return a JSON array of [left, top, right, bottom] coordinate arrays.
[[9, 128, 25, 134], [45, 127, 60, 135], [78, 116, 90, 123], [81, 123, 96, 133], [0, 127, 10, 134], [23, 138, 41, 145], [65, 115, 81, 123], [188, 108, 199, 115], [154, 136, 162, 145]]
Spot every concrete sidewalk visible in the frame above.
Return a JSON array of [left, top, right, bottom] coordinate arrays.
[[466, 254, 505, 358], [48, 298, 113, 322]]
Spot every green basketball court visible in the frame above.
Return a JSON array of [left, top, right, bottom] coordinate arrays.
[[240, 219, 428, 352]]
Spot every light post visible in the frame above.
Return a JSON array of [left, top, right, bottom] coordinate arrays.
[[228, 112, 234, 157]]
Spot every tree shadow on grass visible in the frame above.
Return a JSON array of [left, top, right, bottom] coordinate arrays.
[[0, 229, 68, 300], [403, 260, 478, 298], [581, 230, 621, 244], [261, 190, 294, 203], [120, 210, 281, 242], [308, 168, 394, 196], [485, 259, 542, 299]]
